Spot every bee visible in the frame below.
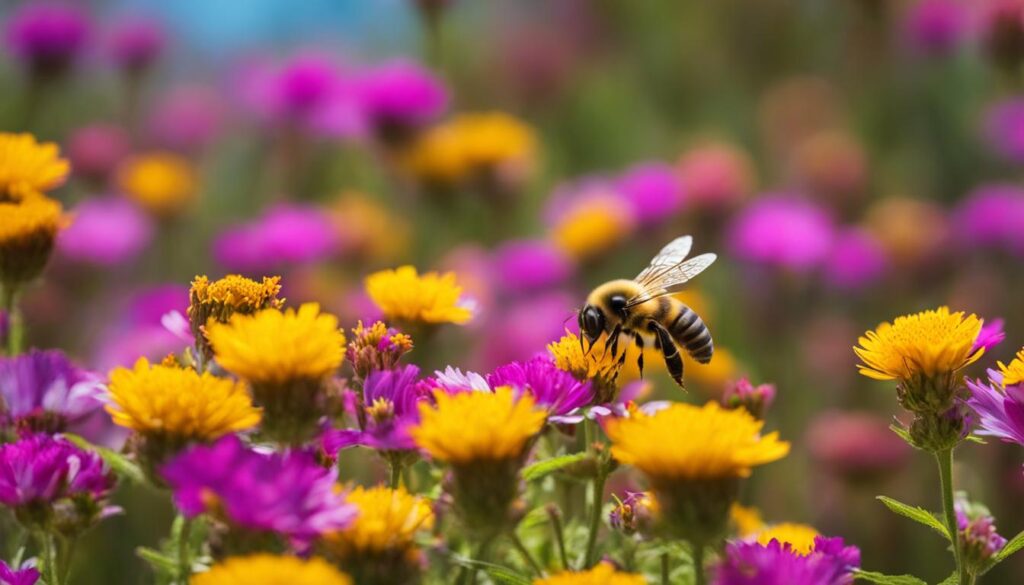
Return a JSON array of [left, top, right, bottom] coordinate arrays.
[[578, 235, 716, 389]]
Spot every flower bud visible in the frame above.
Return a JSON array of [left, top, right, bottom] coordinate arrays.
[[722, 378, 776, 419]]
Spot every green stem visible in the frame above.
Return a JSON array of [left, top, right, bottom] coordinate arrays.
[[178, 517, 192, 583], [458, 535, 495, 585], [509, 532, 543, 577], [583, 466, 608, 568], [936, 449, 966, 584], [389, 459, 403, 489], [546, 506, 569, 571], [1, 285, 21, 356], [661, 551, 670, 585], [692, 543, 706, 585], [57, 534, 74, 583], [37, 531, 61, 585]]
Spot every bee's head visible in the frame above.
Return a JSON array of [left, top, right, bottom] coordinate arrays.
[[579, 304, 606, 345]]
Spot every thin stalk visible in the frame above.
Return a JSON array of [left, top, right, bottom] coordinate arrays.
[[936, 449, 966, 584], [661, 551, 670, 585], [37, 531, 61, 585], [389, 459, 403, 489], [509, 532, 543, 577], [457, 535, 494, 585], [57, 533, 75, 583], [1, 285, 21, 356], [179, 517, 193, 583], [546, 506, 569, 570], [692, 542, 706, 585], [582, 466, 608, 567]]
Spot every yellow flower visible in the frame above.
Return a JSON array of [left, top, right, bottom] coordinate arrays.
[[403, 112, 536, 184], [755, 523, 820, 555], [0, 133, 69, 199], [998, 349, 1024, 387], [330, 486, 433, 554], [190, 274, 283, 314], [206, 303, 345, 385], [411, 386, 546, 464], [118, 152, 197, 217], [329, 193, 411, 262], [106, 358, 261, 441], [606, 402, 790, 481], [551, 193, 634, 261], [533, 562, 646, 585], [855, 307, 983, 382], [0, 194, 64, 285], [730, 503, 765, 537], [549, 330, 620, 384], [191, 555, 351, 585], [365, 265, 472, 325]]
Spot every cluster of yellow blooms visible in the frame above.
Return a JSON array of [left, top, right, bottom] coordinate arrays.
[[364, 265, 473, 325], [191, 555, 352, 585]]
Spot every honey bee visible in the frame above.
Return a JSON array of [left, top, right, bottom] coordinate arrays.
[[578, 236, 716, 389]]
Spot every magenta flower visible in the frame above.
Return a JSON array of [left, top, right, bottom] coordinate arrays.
[[213, 204, 337, 273], [967, 370, 1024, 446], [146, 86, 224, 152], [0, 435, 116, 530], [677, 144, 753, 210], [955, 184, 1024, 254], [480, 292, 576, 369], [0, 349, 105, 435], [162, 435, 356, 549], [722, 378, 776, 420], [713, 536, 860, 585], [93, 284, 189, 372], [323, 365, 428, 454], [823, 228, 887, 290], [487, 356, 594, 422], [5, 1, 91, 76], [491, 240, 573, 295], [983, 99, 1024, 164], [67, 124, 130, 182], [57, 197, 153, 267], [615, 162, 685, 226], [903, 0, 969, 57], [727, 195, 834, 273], [0, 561, 39, 585], [106, 16, 165, 73], [358, 59, 448, 133], [974, 318, 1006, 353]]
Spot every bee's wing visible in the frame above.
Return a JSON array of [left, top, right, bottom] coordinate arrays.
[[634, 236, 693, 286], [627, 253, 717, 307]]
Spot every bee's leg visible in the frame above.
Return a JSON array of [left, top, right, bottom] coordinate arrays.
[[605, 323, 622, 360], [649, 320, 685, 390], [634, 333, 645, 378]]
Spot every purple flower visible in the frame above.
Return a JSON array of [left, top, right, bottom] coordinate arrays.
[[67, 124, 130, 182], [421, 366, 492, 394], [713, 536, 860, 585], [213, 204, 337, 273], [0, 561, 39, 585], [57, 197, 153, 266], [146, 86, 224, 152], [956, 498, 1008, 570], [491, 240, 573, 294], [487, 356, 594, 422], [727, 195, 835, 273], [614, 162, 685, 226], [967, 370, 1024, 446], [94, 284, 189, 373], [983, 99, 1024, 164], [0, 435, 114, 511], [822, 228, 887, 290], [722, 378, 776, 419], [0, 349, 105, 435], [323, 365, 428, 454], [974, 318, 1006, 353], [903, 0, 969, 57], [480, 292, 577, 369], [955, 183, 1024, 254], [106, 16, 165, 73], [162, 435, 356, 549], [5, 1, 91, 76], [358, 59, 448, 131]]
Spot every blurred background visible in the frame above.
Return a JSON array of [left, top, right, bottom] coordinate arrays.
[[2, 0, 1023, 581]]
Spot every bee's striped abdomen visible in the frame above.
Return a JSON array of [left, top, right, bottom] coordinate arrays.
[[669, 303, 713, 364]]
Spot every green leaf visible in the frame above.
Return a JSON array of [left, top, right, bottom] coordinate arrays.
[[876, 496, 950, 540], [993, 529, 1024, 563], [888, 424, 915, 447], [522, 453, 588, 481], [64, 434, 146, 484], [853, 569, 928, 585], [449, 556, 531, 585], [937, 572, 959, 585], [136, 547, 177, 572]]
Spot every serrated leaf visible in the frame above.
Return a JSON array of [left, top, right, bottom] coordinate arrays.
[[522, 453, 588, 481], [993, 529, 1024, 563], [64, 434, 146, 484], [853, 569, 928, 585], [876, 496, 950, 540], [937, 572, 958, 585]]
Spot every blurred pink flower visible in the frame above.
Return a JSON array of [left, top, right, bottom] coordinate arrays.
[[903, 0, 970, 57], [615, 162, 686, 226], [727, 194, 835, 272], [956, 183, 1024, 254], [213, 204, 338, 273], [677, 143, 754, 210], [807, 411, 913, 480], [491, 239, 573, 295], [57, 197, 153, 267], [67, 124, 131, 183], [479, 291, 575, 370], [357, 59, 447, 135], [5, 1, 91, 77], [146, 86, 224, 152], [982, 98, 1024, 163], [94, 285, 188, 372], [823, 228, 888, 291], [106, 16, 165, 74]]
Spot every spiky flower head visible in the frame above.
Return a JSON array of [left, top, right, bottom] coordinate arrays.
[[117, 152, 197, 217], [188, 274, 283, 360], [956, 498, 1007, 575], [190, 555, 352, 585], [365, 265, 472, 326], [547, 331, 621, 403], [0, 194, 64, 286], [346, 320, 414, 381], [967, 368, 1024, 447], [487, 356, 595, 423], [532, 562, 646, 585], [755, 523, 821, 555], [0, 133, 69, 200], [323, 365, 427, 455], [163, 436, 356, 551], [712, 536, 861, 585], [607, 402, 789, 543]]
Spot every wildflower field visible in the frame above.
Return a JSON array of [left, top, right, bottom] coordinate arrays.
[[3, 1, 1024, 584]]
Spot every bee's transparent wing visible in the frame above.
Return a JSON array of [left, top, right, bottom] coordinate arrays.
[[627, 253, 717, 307], [634, 236, 693, 286]]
